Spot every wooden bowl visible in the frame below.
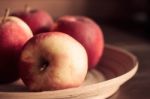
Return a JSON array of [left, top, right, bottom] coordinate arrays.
[[0, 45, 138, 99]]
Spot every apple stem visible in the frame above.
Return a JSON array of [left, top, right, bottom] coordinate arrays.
[[25, 4, 31, 13], [1, 8, 10, 23]]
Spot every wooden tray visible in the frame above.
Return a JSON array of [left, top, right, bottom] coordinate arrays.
[[0, 45, 138, 99]]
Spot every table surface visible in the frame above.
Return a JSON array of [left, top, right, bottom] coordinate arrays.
[[102, 26, 150, 99]]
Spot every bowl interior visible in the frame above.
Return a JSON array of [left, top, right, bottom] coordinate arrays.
[[97, 45, 138, 79]]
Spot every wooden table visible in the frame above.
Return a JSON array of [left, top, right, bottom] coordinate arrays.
[[101, 25, 150, 99]]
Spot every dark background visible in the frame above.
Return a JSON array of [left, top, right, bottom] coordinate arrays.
[[85, 0, 149, 39]]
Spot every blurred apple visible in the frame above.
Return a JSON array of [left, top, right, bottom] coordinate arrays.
[[0, 9, 33, 83], [11, 6, 54, 35], [19, 32, 88, 91], [53, 15, 104, 69]]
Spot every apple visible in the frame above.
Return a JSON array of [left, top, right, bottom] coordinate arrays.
[[19, 32, 88, 91], [53, 15, 104, 69], [0, 9, 33, 83], [11, 6, 54, 35]]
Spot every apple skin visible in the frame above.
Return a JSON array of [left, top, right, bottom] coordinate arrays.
[[11, 9, 54, 35], [53, 16, 104, 69], [0, 16, 33, 83], [19, 32, 88, 91]]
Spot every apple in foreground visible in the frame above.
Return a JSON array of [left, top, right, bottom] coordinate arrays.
[[11, 6, 54, 35], [53, 16, 104, 69], [19, 32, 88, 91], [0, 10, 33, 83]]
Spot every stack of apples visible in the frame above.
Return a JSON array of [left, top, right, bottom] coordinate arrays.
[[0, 7, 104, 91]]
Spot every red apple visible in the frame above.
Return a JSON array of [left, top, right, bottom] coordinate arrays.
[[53, 16, 104, 69], [11, 6, 54, 35], [0, 9, 33, 83], [19, 32, 88, 91]]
